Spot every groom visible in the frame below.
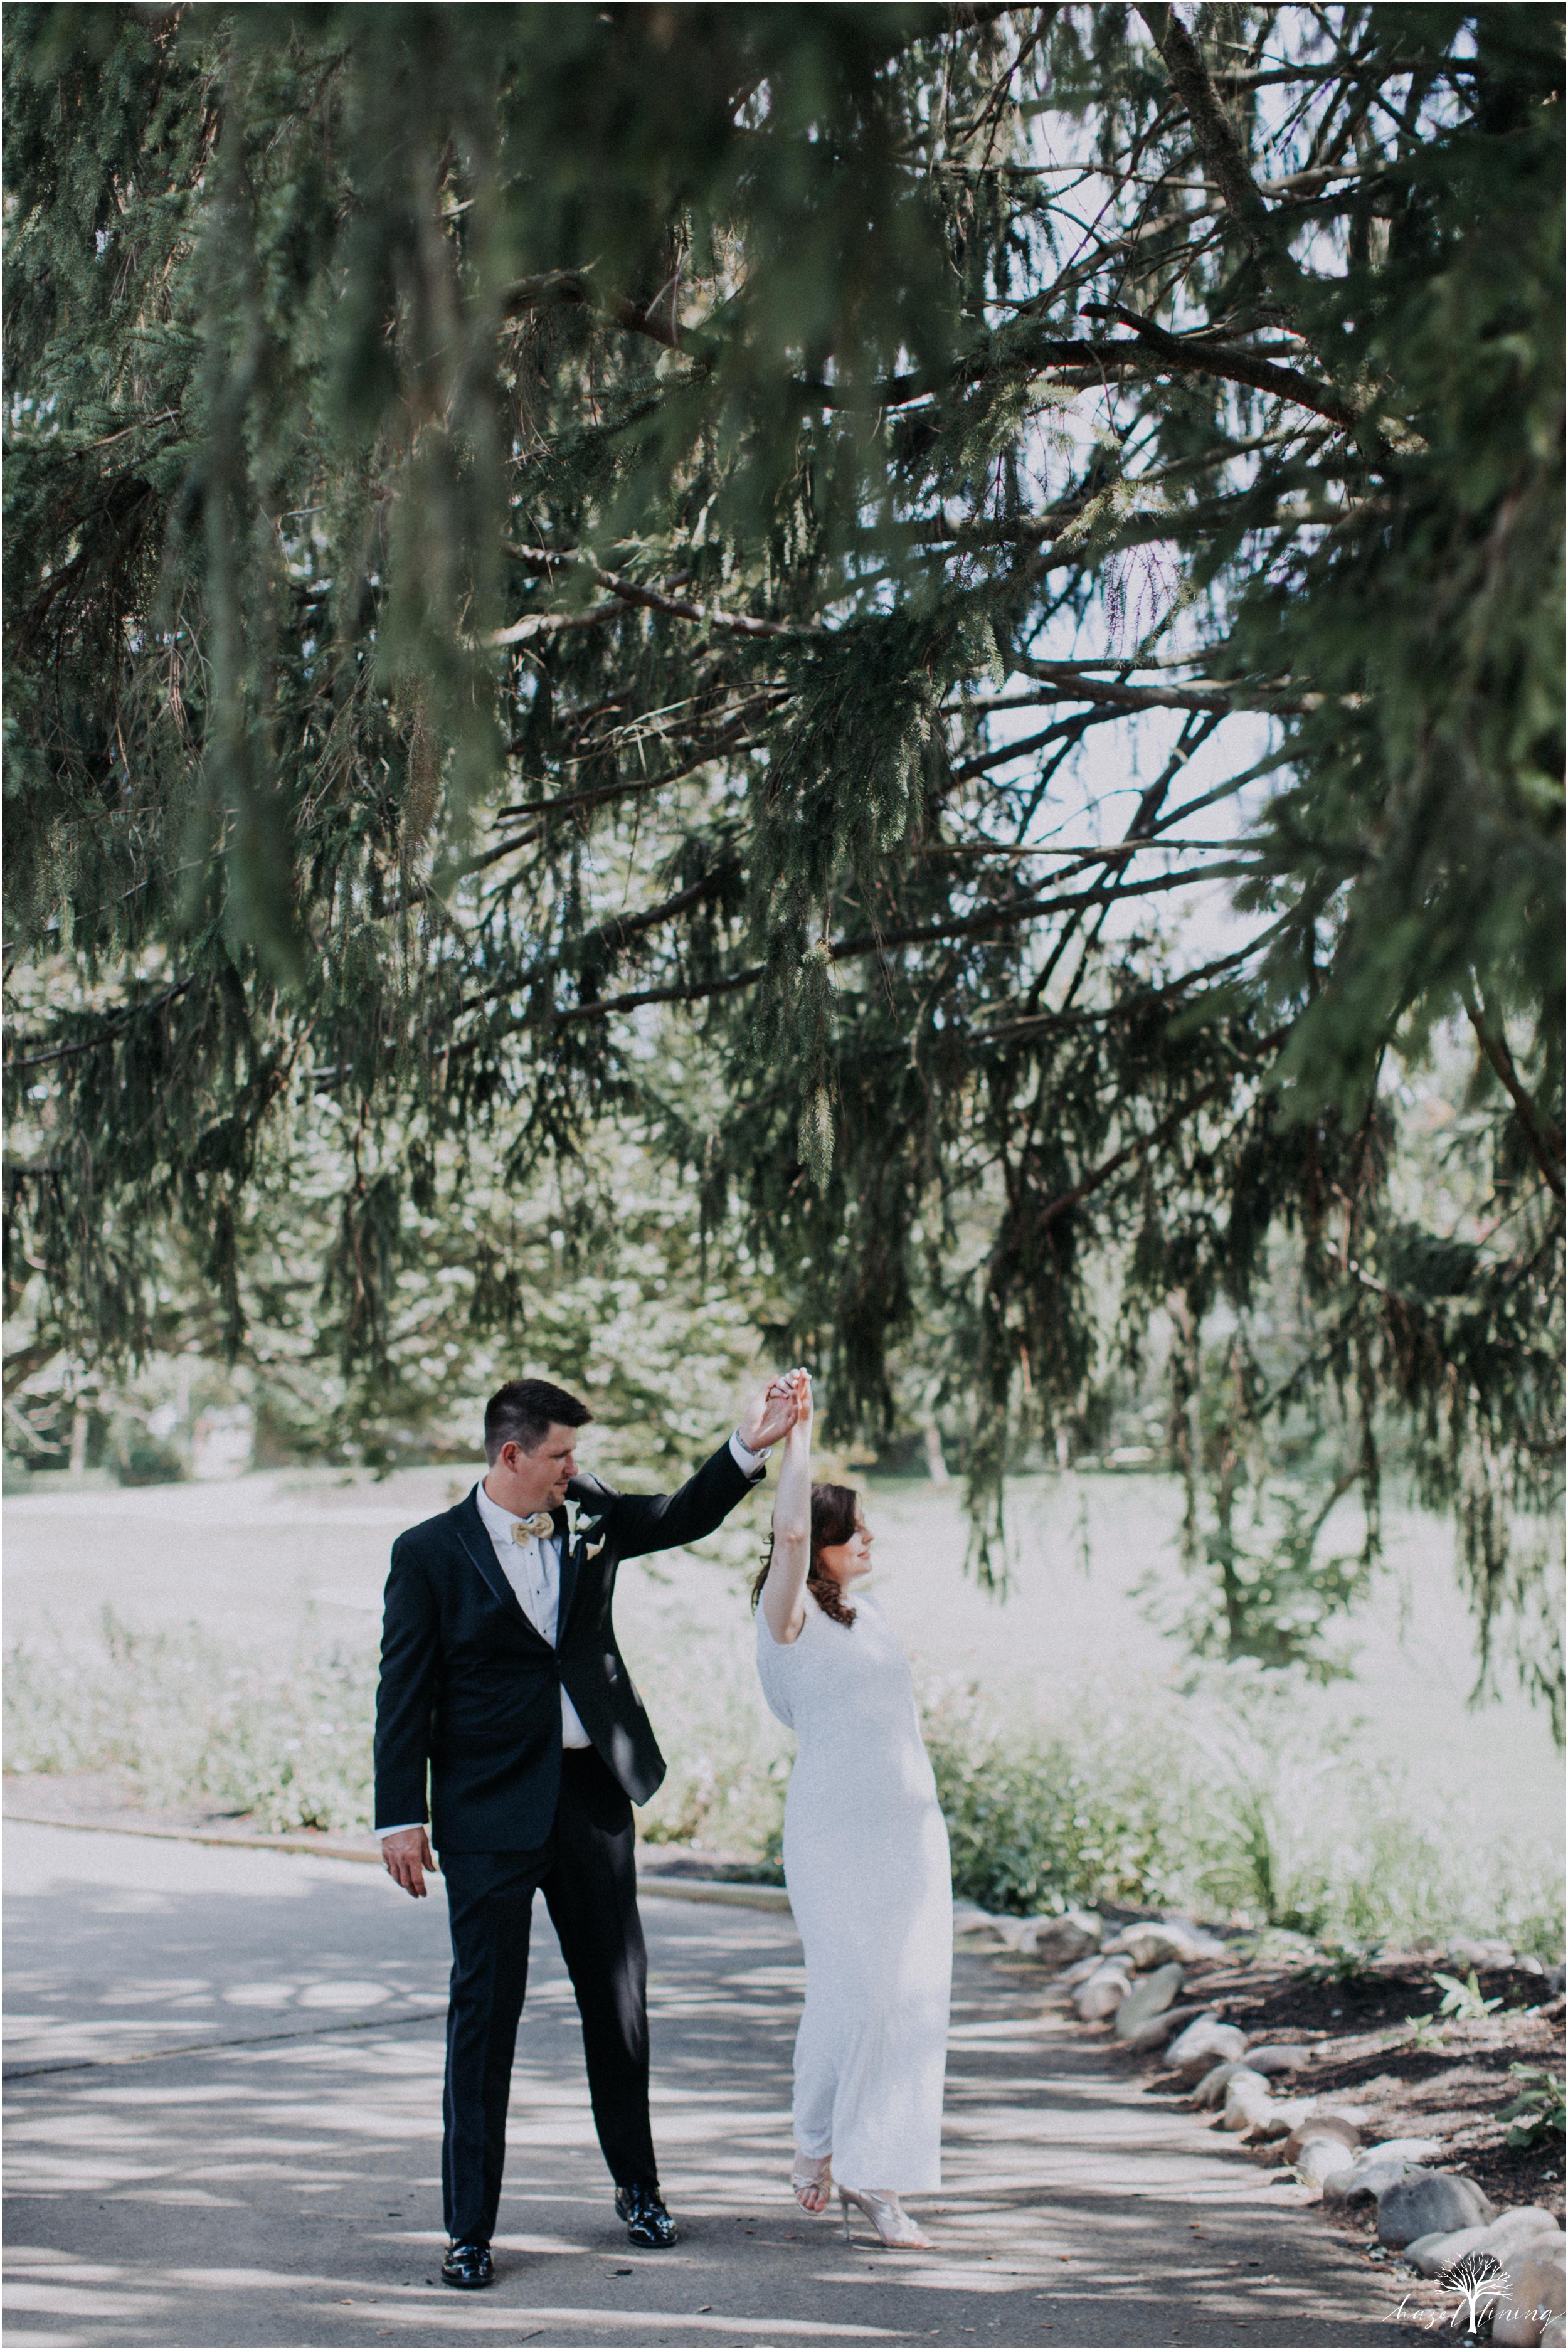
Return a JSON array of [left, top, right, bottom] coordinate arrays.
[[374, 1373, 797, 2289]]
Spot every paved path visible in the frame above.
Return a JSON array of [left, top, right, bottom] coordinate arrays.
[[3, 1823, 1405, 2348]]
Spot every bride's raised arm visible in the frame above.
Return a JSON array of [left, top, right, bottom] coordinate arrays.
[[760, 1370, 813, 1645]]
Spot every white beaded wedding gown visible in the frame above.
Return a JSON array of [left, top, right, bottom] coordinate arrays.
[[756, 1587, 951, 2191]]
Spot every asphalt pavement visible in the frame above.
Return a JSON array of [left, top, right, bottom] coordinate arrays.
[[3, 1821, 1407, 2348]]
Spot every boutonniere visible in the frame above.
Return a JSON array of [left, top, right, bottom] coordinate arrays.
[[568, 1500, 607, 1559]]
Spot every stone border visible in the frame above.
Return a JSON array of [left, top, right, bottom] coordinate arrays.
[[3, 1800, 793, 1910], [960, 1904, 1567, 2349]]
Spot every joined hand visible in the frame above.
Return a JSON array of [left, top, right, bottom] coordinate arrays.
[[740, 1368, 811, 1452]]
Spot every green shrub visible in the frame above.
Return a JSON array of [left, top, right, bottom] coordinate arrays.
[[920, 1676, 1199, 1915], [920, 1661, 1564, 1950], [4, 1614, 1562, 1958], [5, 1608, 378, 1834], [2, 1602, 794, 1851]]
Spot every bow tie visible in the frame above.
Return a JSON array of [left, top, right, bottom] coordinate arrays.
[[511, 1512, 556, 1542]]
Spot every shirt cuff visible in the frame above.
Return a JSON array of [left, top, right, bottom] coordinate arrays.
[[377, 1823, 425, 1839], [729, 1427, 771, 1476]]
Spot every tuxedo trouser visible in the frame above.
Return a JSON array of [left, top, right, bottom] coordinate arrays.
[[438, 1747, 656, 2246]]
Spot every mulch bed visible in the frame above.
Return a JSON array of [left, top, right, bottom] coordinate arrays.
[[1130, 1948, 1566, 2223]]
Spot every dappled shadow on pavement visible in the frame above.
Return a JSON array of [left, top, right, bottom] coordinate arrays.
[[4, 1828, 1407, 2346]]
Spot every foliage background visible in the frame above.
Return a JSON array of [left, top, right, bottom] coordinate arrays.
[[4, 5, 1562, 1733], [6, 1591, 1561, 1958]]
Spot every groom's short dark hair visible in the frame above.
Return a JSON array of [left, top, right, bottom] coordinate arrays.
[[484, 1378, 593, 1462]]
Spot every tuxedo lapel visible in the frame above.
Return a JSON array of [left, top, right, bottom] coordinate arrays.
[[450, 1489, 540, 1638], [554, 1503, 580, 1639]]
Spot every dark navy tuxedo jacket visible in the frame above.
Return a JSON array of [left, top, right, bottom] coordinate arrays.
[[373, 1441, 760, 1852]]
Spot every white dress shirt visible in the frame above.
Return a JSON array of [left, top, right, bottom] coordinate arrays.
[[473, 1475, 594, 1748], [377, 1429, 771, 1837]]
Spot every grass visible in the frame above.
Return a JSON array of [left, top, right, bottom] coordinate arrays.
[[4, 1608, 1562, 1959], [4, 1609, 377, 1836]]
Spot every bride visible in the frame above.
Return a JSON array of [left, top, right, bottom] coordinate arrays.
[[752, 1370, 952, 2250]]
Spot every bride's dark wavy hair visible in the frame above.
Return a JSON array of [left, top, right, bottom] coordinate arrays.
[[750, 1481, 860, 1628]]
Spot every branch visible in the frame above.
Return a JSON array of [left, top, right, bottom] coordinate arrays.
[[551, 966, 762, 1027], [470, 859, 1254, 1043], [586, 859, 743, 958], [3, 1338, 64, 1399], [1036, 1025, 1291, 1232], [488, 598, 629, 647], [495, 546, 816, 644], [805, 323, 1360, 430], [487, 706, 785, 832], [1135, 5, 1278, 265], [582, 563, 817, 641], [6, 979, 196, 1075], [1464, 997, 1566, 1201], [1077, 306, 1360, 430], [961, 939, 1268, 1044], [458, 861, 743, 1019], [950, 717, 1094, 783], [502, 270, 687, 351], [1118, 161, 1377, 250], [1017, 659, 1320, 716], [490, 751, 747, 830]]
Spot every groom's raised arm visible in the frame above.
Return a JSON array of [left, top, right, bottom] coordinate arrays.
[[597, 1375, 802, 1560], [595, 1436, 763, 1561]]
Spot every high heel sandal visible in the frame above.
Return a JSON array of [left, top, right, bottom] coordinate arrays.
[[838, 2186, 931, 2250], [792, 2154, 832, 2215]]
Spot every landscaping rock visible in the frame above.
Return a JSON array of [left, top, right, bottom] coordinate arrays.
[[1247, 2093, 1320, 2142], [1498, 2218, 1568, 2248], [1192, 2060, 1249, 2109], [1167, 2017, 1248, 2076], [1283, 2112, 1361, 2162], [1244, 2041, 1315, 2075], [1113, 1962, 1186, 2039], [1074, 1962, 1133, 2021], [1377, 2171, 1495, 2248], [985, 1908, 1104, 1958], [1446, 1934, 1517, 1971], [953, 1903, 999, 1936], [1361, 2137, 1447, 2166], [1026, 1908, 1103, 1966], [989, 1915, 1044, 1952], [1058, 1953, 1107, 1988], [1221, 2069, 1276, 2132], [1402, 2211, 1562, 2280], [1492, 2237, 1567, 2349], [1296, 2134, 1359, 2187], [1119, 2002, 1207, 2053], [1402, 2226, 1487, 2279], [1102, 1920, 1226, 1969], [1322, 2158, 1424, 2207]]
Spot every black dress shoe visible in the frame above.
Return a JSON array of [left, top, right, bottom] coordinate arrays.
[[441, 2241, 494, 2289], [615, 2182, 679, 2247]]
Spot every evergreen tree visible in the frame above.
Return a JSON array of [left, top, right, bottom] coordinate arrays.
[[4, 6, 1562, 1715]]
